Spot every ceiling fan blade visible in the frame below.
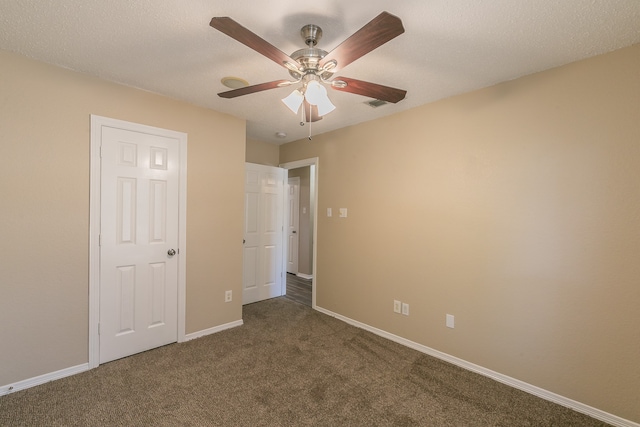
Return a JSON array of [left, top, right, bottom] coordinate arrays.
[[210, 17, 297, 70], [331, 77, 406, 103], [218, 80, 290, 98], [319, 12, 404, 73], [303, 101, 323, 122]]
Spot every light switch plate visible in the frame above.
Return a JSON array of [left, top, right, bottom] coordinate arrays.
[[393, 300, 401, 313], [446, 314, 455, 328], [327, 208, 332, 217]]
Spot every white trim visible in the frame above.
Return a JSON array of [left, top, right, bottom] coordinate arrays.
[[0, 364, 89, 396], [89, 115, 188, 367], [88, 116, 101, 369], [184, 320, 244, 341], [314, 305, 640, 427], [176, 125, 188, 343], [296, 273, 313, 280], [279, 158, 319, 309]]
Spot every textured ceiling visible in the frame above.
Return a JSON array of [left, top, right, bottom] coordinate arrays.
[[1, 1, 639, 144]]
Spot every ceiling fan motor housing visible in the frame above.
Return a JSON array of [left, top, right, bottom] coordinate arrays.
[[301, 24, 322, 46], [287, 24, 330, 80], [289, 47, 327, 79]]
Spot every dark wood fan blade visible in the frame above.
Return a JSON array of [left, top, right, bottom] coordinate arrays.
[[218, 80, 290, 98], [303, 101, 323, 122], [319, 12, 404, 73], [331, 77, 406, 103], [210, 17, 296, 69]]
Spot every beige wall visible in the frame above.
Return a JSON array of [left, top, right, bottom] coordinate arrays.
[[280, 44, 640, 422], [245, 137, 280, 166], [0, 50, 245, 385]]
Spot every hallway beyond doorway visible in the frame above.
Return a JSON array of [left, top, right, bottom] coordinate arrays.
[[285, 273, 311, 306]]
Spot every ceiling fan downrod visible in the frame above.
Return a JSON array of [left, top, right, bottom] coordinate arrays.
[[301, 24, 322, 47]]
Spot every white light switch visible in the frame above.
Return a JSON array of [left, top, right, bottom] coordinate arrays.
[[327, 208, 332, 217], [446, 314, 455, 328], [339, 208, 347, 218]]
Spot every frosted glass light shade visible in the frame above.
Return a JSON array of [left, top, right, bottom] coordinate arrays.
[[304, 80, 335, 116], [282, 89, 304, 114], [315, 95, 335, 116], [304, 80, 324, 105]]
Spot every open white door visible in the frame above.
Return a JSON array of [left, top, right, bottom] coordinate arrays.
[[243, 163, 285, 304], [286, 177, 300, 274], [98, 124, 182, 364]]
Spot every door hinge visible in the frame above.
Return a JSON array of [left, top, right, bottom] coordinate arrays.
[[98, 323, 100, 335], [98, 234, 102, 246], [99, 145, 103, 158]]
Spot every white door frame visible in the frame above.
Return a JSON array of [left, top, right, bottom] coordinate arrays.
[[280, 157, 318, 308], [88, 115, 188, 369]]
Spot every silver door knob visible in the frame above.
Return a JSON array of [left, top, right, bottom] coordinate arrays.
[[167, 249, 176, 256]]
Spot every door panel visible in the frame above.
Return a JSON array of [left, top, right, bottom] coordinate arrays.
[[100, 126, 179, 363], [243, 163, 285, 304]]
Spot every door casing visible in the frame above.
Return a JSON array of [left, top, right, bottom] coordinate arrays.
[[89, 115, 187, 369]]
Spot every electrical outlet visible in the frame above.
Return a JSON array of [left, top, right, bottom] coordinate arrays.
[[401, 303, 409, 316], [446, 314, 455, 328], [225, 290, 232, 302], [393, 300, 401, 313]]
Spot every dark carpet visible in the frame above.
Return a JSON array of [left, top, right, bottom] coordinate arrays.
[[0, 297, 609, 426]]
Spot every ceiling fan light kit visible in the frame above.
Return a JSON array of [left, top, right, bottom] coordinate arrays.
[[210, 11, 407, 133]]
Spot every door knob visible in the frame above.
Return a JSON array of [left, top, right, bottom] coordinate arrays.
[[167, 249, 176, 256]]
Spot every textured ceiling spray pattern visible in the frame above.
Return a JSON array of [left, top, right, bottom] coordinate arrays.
[[1, 0, 639, 143]]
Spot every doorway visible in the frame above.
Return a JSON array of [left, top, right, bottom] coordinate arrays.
[[281, 158, 318, 308]]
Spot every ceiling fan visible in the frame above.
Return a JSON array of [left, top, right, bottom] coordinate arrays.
[[210, 12, 407, 123]]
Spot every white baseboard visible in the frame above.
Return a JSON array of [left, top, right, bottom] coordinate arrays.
[[0, 320, 243, 397], [0, 363, 89, 396], [184, 319, 243, 341], [314, 305, 639, 427], [296, 273, 313, 280]]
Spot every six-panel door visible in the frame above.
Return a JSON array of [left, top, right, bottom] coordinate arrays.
[[100, 126, 179, 363]]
